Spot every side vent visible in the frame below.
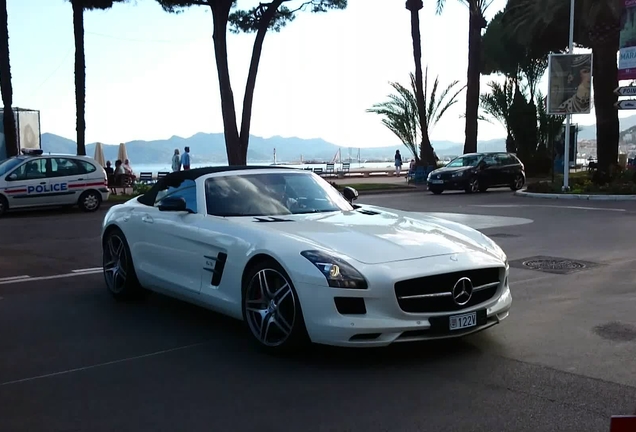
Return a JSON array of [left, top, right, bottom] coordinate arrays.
[[253, 217, 293, 222], [204, 252, 228, 286]]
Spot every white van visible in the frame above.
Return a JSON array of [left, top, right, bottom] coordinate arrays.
[[0, 149, 110, 216]]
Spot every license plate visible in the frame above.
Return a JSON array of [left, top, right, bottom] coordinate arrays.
[[429, 179, 444, 184], [449, 312, 477, 331]]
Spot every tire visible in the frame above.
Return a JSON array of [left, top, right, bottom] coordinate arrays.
[[0, 195, 7, 217], [430, 187, 444, 195], [242, 258, 309, 354], [510, 174, 525, 191], [465, 177, 480, 194], [79, 190, 102, 212], [102, 227, 145, 301]]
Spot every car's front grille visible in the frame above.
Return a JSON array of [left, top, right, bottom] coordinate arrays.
[[395, 267, 501, 313]]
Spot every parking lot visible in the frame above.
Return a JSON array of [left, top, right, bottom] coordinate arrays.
[[1, 190, 636, 432]]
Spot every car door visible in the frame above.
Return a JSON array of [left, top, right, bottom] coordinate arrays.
[[495, 153, 514, 186], [136, 179, 207, 296], [478, 154, 499, 187], [47, 157, 85, 205], [4, 158, 52, 209]]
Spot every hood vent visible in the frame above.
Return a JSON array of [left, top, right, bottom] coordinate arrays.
[[253, 216, 294, 223], [357, 209, 380, 216]]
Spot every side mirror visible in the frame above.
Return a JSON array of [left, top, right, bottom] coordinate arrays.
[[158, 196, 188, 212], [7, 173, 17, 181], [342, 186, 358, 203]]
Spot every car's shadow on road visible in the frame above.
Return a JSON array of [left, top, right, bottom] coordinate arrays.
[[131, 290, 486, 372]]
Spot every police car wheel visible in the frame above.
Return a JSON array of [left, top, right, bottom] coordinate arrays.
[[103, 228, 144, 300], [0, 195, 7, 216], [79, 191, 101, 212]]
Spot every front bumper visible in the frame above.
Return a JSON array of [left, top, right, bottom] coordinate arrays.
[[296, 255, 512, 347], [427, 177, 469, 190]]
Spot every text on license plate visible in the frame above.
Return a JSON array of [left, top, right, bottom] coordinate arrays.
[[449, 312, 477, 331], [430, 179, 444, 184]]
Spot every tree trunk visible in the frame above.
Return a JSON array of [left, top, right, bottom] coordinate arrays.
[[592, 39, 619, 174], [408, 5, 436, 166], [72, 0, 86, 156], [210, 1, 242, 165], [0, 0, 16, 158], [238, 0, 283, 164], [463, 4, 483, 155]]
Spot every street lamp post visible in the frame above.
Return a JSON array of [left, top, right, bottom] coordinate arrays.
[[563, 0, 576, 191]]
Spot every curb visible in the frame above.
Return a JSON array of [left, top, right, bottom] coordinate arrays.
[[515, 189, 636, 201]]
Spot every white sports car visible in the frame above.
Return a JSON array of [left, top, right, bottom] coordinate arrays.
[[101, 167, 512, 352]]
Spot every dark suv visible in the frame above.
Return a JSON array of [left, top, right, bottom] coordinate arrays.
[[427, 152, 525, 194]]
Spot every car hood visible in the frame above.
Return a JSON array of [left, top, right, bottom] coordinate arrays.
[[233, 206, 500, 265]]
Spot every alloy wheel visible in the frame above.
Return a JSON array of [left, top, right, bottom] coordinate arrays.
[[83, 193, 100, 211], [244, 268, 296, 347], [514, 175, 524, 190], [469, 178, 479, 193], [103, 234, 128, 294]]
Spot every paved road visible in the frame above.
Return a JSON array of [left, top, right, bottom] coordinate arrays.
[[1, 190, 636, 432]]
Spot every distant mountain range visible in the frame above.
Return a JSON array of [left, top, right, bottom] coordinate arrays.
[[40, 114, 636, 164], [41, 132, 507, 164]]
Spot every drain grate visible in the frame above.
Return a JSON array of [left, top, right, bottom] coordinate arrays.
[[509, 256, 598, 274]]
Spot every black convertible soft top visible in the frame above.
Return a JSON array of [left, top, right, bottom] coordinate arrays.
[[137, 165, 297, 206]]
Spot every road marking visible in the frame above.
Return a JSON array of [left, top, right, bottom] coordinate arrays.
[[72, 267, 102, 273], [472, 204, 626, 212], [0, 275, 30, 282], [0, 341, 211, 386], [0, 269, 102, 285]]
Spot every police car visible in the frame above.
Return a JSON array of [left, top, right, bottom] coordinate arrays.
[[0, 149, 109, 216]]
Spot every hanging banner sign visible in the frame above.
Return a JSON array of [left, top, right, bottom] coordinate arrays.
[[618, 0, 636, 80]]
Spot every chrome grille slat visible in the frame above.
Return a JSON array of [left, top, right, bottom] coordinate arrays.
[[397, 281, 499, 300]]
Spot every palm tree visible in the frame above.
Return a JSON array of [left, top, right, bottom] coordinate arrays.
[[505, 0, 622, 174], [479, 79, 515, 152], [367, 70, 465, 162], [69, 0, 127, 156], [405, 0, 437, 166], [0, 0, 17, 158], [436, 0, 494, 155]]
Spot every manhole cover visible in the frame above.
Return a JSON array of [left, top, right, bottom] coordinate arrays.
[[508, 256, 599, 274], [523, 259, 586, 271]]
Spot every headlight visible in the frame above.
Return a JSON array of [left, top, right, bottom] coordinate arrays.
[[301, 250, 368, 289]]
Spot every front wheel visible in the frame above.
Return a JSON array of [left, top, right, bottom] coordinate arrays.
[[510, 174, 525, 191], [79, 190, 102, 212], [242, 259, 308, 354], [0, 195, 7, 217], [465, 177, 480, 194]]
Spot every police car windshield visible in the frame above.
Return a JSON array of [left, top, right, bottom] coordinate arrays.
[[0, 158, 24, 176]]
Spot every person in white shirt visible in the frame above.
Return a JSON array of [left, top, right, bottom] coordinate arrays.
[[172, 149, 181, 172]]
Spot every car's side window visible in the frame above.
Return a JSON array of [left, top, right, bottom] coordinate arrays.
[[482, 155, 497, 166], [8, 159, 47, 181], [50, 158, 84, 178], [76, 160, 97, 174], [495, 154, 511, 166], [154, 179, 198, 212]]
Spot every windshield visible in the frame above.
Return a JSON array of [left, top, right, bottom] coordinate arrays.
[[0, 158, 24, 177], [205, 171, 354, 217], [446, 155, 482, 168]]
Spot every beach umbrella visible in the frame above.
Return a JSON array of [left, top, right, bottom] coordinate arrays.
[[93, 142, 105, 167], [117, 143, 128, 162]]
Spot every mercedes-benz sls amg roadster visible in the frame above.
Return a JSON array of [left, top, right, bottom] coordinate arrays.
[[101, 166, 512, 352]]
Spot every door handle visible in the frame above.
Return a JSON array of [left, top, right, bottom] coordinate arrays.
[[141, 215, 154, 224]]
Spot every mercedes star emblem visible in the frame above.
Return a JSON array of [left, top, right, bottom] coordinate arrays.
[[452, 277, 473, 306]]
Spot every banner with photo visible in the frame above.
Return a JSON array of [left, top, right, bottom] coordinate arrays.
[[619, 0, 636, 80], [547, 53, 592, 115], [17, 110, 41, 150]]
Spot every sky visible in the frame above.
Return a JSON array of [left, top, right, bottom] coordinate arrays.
[[6, 0, 611, 149]]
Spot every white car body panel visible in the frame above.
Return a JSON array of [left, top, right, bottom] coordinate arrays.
[[102, 169, 512, 347]]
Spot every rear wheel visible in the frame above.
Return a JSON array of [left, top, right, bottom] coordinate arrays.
[[0, 195, 7, 217], [79, 190, 101, 212], [510, 174, 525, 191], [103, 228, 144, 300], [242, 258, 308, 354]]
